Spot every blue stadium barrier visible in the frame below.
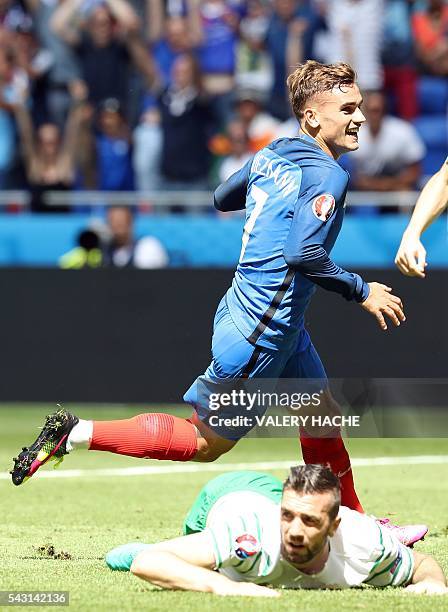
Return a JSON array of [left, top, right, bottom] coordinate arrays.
[[0, 213, 447, 268]]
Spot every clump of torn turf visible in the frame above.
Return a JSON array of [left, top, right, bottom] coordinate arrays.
[[36, 544, 72, 560]]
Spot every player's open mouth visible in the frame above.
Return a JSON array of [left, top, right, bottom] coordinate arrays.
[[287, 542, 306, 551], [346, 128, 359, 141]]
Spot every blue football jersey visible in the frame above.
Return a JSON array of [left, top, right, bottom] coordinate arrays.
[[214, 134, 369, 351]]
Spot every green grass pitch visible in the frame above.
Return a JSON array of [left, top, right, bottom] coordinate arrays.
[[1, 405, 447, 611]]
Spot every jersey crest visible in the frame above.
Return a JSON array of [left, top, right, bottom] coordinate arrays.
[[234, 533, 260, 559], [312, 193, 336, 221]]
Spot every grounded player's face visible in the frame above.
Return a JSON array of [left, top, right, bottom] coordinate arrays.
[[303, 84, 365, 159], [280, 490, 340, 568]]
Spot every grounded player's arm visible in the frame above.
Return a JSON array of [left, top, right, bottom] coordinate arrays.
[[214, 159, 252, 212], [395, 159, 448, 277], [405, 551, 448, 595], [130, 532, 279, 597], [283, 196, 405, 330]]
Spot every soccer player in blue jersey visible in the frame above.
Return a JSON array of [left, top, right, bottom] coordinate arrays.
[[12, 60, 423, 546]]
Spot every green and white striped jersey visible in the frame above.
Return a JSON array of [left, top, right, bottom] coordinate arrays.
[[203, 491, 414, 589]]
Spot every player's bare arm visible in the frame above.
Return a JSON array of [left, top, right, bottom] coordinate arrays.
[[406, 551, 448, 595], [395, 158, 448, 278], [360, 282, 406, 331], [129, 532, 279, 598]]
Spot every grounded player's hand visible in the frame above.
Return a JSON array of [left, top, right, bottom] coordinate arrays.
[[405, 580, 448, 595], [214, 582, 280, 598], [360, 283, 406, 331], [395, 233, 427, 278]]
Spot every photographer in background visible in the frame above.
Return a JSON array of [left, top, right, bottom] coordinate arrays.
[[60, 206, 169, 269], [103, 206, 168, 268]]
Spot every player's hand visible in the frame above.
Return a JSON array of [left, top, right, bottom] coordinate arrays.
[[360, 283, 405, 331], [395, 231, 427, 278], [405, 580, 448, 595], [214, 582, 280, 598]]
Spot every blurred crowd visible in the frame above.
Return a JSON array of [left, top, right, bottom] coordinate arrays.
[[0, 0, 446, 212]]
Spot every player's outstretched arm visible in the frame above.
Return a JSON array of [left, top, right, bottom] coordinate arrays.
[[360, 282, 406, 331], [130, 532, 279, 598], [395, 159, 448, 278], [405, 551, 448, 595]]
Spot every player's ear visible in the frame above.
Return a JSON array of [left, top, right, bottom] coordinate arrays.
[[303, 107, 320, 129], [328, 515, 341, 537]]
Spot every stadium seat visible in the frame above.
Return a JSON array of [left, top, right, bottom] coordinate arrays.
[[420, 148, 448, 176], [417, 76, 448, 114], [413, 115, 447, 149]]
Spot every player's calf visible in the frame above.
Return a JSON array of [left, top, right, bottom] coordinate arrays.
[[89, 413, 198, 461]]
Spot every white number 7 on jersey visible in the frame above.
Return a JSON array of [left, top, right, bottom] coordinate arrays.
[[239, 184, 269, 262]]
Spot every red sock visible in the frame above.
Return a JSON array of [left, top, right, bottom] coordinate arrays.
[[299, 433, 364, 513], [89, 413, 198, 461]]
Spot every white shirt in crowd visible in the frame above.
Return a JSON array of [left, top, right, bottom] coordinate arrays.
[[351, 116, 426, 176], [318, 0, 384, 92], [219, 152, 253, 183]]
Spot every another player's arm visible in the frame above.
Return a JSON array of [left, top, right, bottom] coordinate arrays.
[[406, 551, 448, 595], [130, 532, 278, 598], [283, 176, 405, 331], [214, 159, 252, 212], [395, 159, 448, 278]]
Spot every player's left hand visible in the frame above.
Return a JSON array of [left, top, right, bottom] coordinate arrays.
[[405, 580, 448, 595], [395, 232, 427, 278], [360, 283, 406, 331]]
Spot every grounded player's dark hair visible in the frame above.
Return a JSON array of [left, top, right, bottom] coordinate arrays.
[[283, 464, 341, 520], [287, 60, 356, 123]]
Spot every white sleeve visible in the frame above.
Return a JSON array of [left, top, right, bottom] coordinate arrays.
[[205, 511, 262, 571], [398, 123, 426, 166], [219, 158, 234, 183], [364, 525, 414, 587]]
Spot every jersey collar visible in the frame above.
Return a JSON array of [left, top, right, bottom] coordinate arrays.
[[298, 132, 322, 151]]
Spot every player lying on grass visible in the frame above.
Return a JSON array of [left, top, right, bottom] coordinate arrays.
[[11, 59, 413, 541], [105, 465, 446, 597], [396, 156, 448, 277]]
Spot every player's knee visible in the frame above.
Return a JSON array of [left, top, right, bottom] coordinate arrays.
[[194, 437, 235, 462], [194, 446, 226, 462]]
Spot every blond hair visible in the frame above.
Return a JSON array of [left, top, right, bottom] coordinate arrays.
[[287, 60, 356, 122]]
